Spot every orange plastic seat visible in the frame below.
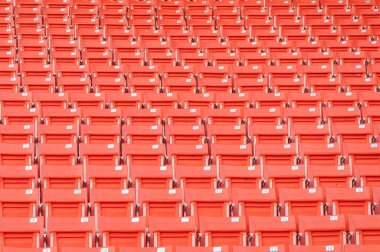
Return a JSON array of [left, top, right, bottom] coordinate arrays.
[[199, 216, 247, 246], [232, 188, 277, 218], [0, 165, 38, 189], [291, 124, 331, 144], [0, 189, 39, 218], [165, 108, 204, 125], [213, 144, 253, 167], [289, 245, 343, 252], [123, 108, 163, 126], [80, 143, 120, 166], [39, 124, 78, 144], [250, 123, 289, 144], [0, 124, 35, 144], [42, 107, 81, 126], [38, 143, 77, 166], [124, 144, 165, 167], [43, 188, 87, 218], [148, 217, 197, 247], [40, 165, 83, 189], [0, 217, 44, 248], [326, 187, 372, 215], [205, 108, 243, 126], [348, 215, 380, 245], [209, 125, 248, 145], [185, 188, 231, 219], [166, 125, 205, 145], [177, 246, 229, 252], [86, 165, 129, 189], [249, 216, 297, 247], [81, 124, 120, 144], [264, 164, 306, 189], [344, 245, 380, 252], [2, 107, 40, 126], [47, 217, 96, 249], [0, 143, 34, 166], [83, 108, 122, 125], [123, 124, 163, 145], [138, 188, 183, 217], [175, 165, 218, 189], [298, 215, 347, 246], [219, 164, 262, 189], [91, 188, 136, 218], [279, 188, 325, 216], [168, 144, 209, 168]]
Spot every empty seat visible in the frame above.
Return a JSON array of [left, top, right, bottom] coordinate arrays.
[[0, 143, 34, 166], [2, 107, 40, 126], [289, 245, 343, 252], [39, 124, 78, 144], [47, 217, 96, 248], [42, 107, 81, 126], [168, 144, 209, 168], [176, 165, 218, 189], [233, 245, 287, 252], [43, 188, 87, 218], [279, 188, 324, 216], [232, 188, 277, 218], [123, 108, 163, 126], [80, 143, 120, 166], [209, 125, 248, 145], [199, 216, 247, 246], [81, 124, 120, 144], [138, 188, 183, 217], [124, 144, 165, 167], [166, 125, 205, 145], [220, 163, 262, 189], [177, 246, 230, 252], [344, 245, 380, 252], [123, 124, 163, 145], [326, 187, 372, 215], [98, 217, 146, 248], [0, 217, 44, 248], [86, 165, 129, 189], [0, 189, 39, 217], [91, 188, 135, 218], [149, 217, 197, 247], [165, 109, 204, 126], [298, 215, 347, 246], [40, 165, 83, 189], [185, 188, 231, 219], [38, 143, 77, 166], [0, 124, 35, 143], [249, 216, 297, 247], [0, 165, 38, 189], [348, 215, 380, 245]]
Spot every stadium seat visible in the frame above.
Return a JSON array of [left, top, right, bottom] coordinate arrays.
[[279, 188, 325, 216], [298, 215, 347, 246], [43, 188, 88, 218], [348, 215, 380, 245], [231, 188, 277, 218], [91, 188, 136, 218], [185, 188, 231, 219], [148, 217, 197, 247], [249, 216, 297, 247], [0, 189, 39, 217], [98, 217, 147, 248], [199, 216, 247, 246], [47, 217, 96, 249], [138, 188, 183, 217], [326, 187, 372, 215], [86, 165, 129, 189], [0, 217, 44, 248]]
